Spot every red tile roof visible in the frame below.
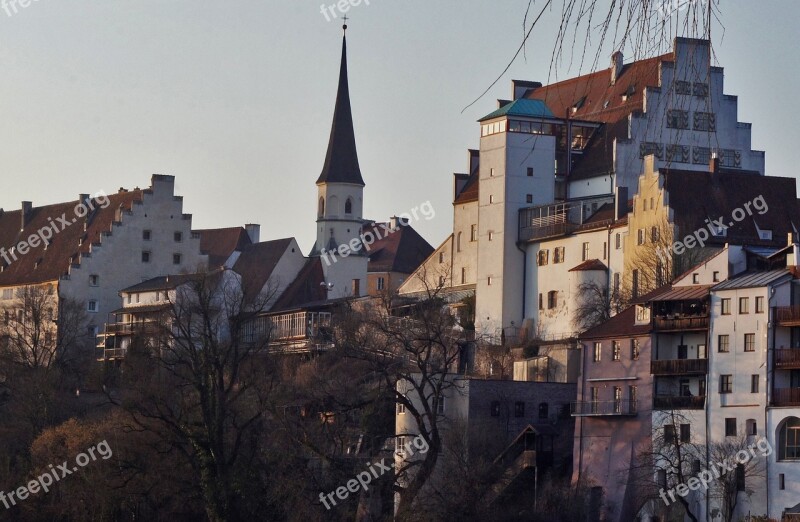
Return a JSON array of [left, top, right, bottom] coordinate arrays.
[[364, 222, 434, 275], [525, 54, 669, 124], [195, 227, 252, 268], [0, 190, 144, 286], [569, 259, 607, 272], [581, 306, 652, 340], [232, 238, 294, 301], [271, 257, 327, 311]]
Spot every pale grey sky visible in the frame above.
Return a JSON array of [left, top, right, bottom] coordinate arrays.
[[1, 1, 797, 253]]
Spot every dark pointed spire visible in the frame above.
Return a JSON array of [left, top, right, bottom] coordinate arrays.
[[316, 25, 365, 186]]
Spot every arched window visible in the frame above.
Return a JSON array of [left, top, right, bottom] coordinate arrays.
[[318, 197, 325, 217], [345, 198, 353, 215], [457, 232, 462, 252], [328, 195, 339, 217], [778, 416, 800, 460]]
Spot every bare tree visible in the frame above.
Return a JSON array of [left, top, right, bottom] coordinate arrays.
[[707, 435, 767, 522], [107, 270, 281, 522]]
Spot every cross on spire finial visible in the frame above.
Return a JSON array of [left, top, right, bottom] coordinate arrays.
[[342, 15, 348, 33]]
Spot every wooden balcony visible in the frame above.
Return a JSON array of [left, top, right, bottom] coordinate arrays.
[[653, 395, 706, 410], [652, 315, 709, 332], [571, 400, 637, 417], [651, 359, 708, 375], [775, 349, 800, 369], [773, 388, 800, 407], [776, 306, 800, 327]]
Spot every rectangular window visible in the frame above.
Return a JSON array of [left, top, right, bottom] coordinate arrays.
[[736, 464, 745, 491], [526, 194, 533, 204], [126, 294, 132, 304], [675, 80, 692, 95], [397, 402, 406, 414], [537, 250, 549, 266], [613, 273, 621, 295], [514, 401, 525, 418], [538, 293, 543, 310], [713, 271, 720, 282], [377, 277, 386, 290], [755, 296, 764, 313], [87, 300, 98, 312], [488, 231, 494, 241], [547, 291, 558, 309], [396, 436, 407, 454], [693, 111, 716, 132], [593, 342, 602, 362], [527, 167, 534, 177], [744, 333, 755, 352], [666, 109, 689, 129], [720, 375, 732, 394], [721, 298, 731, 315], [141, 251, 151, 263], [470, 225, 477, 242], [632, 269, 640, 298], [693, 146, 712, 165], [693, 82, 709, 97], [89, 274, 99, 286], [174, 231, 182, 242], [612, 341, 620, 361], [613, 387, 622, 413], [692, 274, 700, 284], [582, 242, 589, 261], [487, 276, 493, 286], [173, 253, 182, 265], [780, 474, 786, 490], [680, 424, 691, 443], [725, 418, 737, 437], [460, 268, 466, 285], [554, 247, 565, 263], [631, 339, 640, 360], [142, 230, 152, 241], [664, 424, 676, 444], [739, 297, 749, 314], [615, 233, 621, 250], [629, 386, 637, 410], [590, 387, 598, 413], [637, 229, 645, 245], [751, 375, 759, 393]]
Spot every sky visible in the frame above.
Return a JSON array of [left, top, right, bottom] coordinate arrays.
[[1, 1, 798, 254]]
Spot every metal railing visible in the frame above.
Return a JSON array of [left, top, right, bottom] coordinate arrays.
[[653, 316, 709, 331], [775, 349, 800, 369], [776, 306, 800, 326], [519, 196, 615, 242], [653, 395, 705, 410], [773, 388, 800, 407], [651, 359, 708, 375]]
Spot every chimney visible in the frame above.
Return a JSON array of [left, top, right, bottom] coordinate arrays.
[[390, 216, 409, 230], [244, 224, 260, 244], [21, 201, 32, 230], [614, 187, 629, 220], [611, 51, 623, 85], [710, 153, 720, 174]]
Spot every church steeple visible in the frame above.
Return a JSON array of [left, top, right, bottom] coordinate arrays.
[[316, 24, 365, 187]]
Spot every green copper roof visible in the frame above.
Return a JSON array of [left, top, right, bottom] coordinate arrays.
[[478, 98, 554, 122]]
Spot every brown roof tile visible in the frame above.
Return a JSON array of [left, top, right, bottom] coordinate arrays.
[[364, 222, 434, 274], [581, 306, 652, 340], [195, 227, 252, 268]]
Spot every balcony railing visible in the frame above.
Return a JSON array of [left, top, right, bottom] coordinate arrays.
[[651, 359, 708, 375], [101, 320, 165, 336], [653, 395, 705, 410], [519, 196, 614, 242], [773, 388, 800, 407], [571, 400, 637, 416], [652, 316, 709, 332], [775, 349, 800, 369], [776, 306, 800, 326], [244, 312, 333, 345]]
